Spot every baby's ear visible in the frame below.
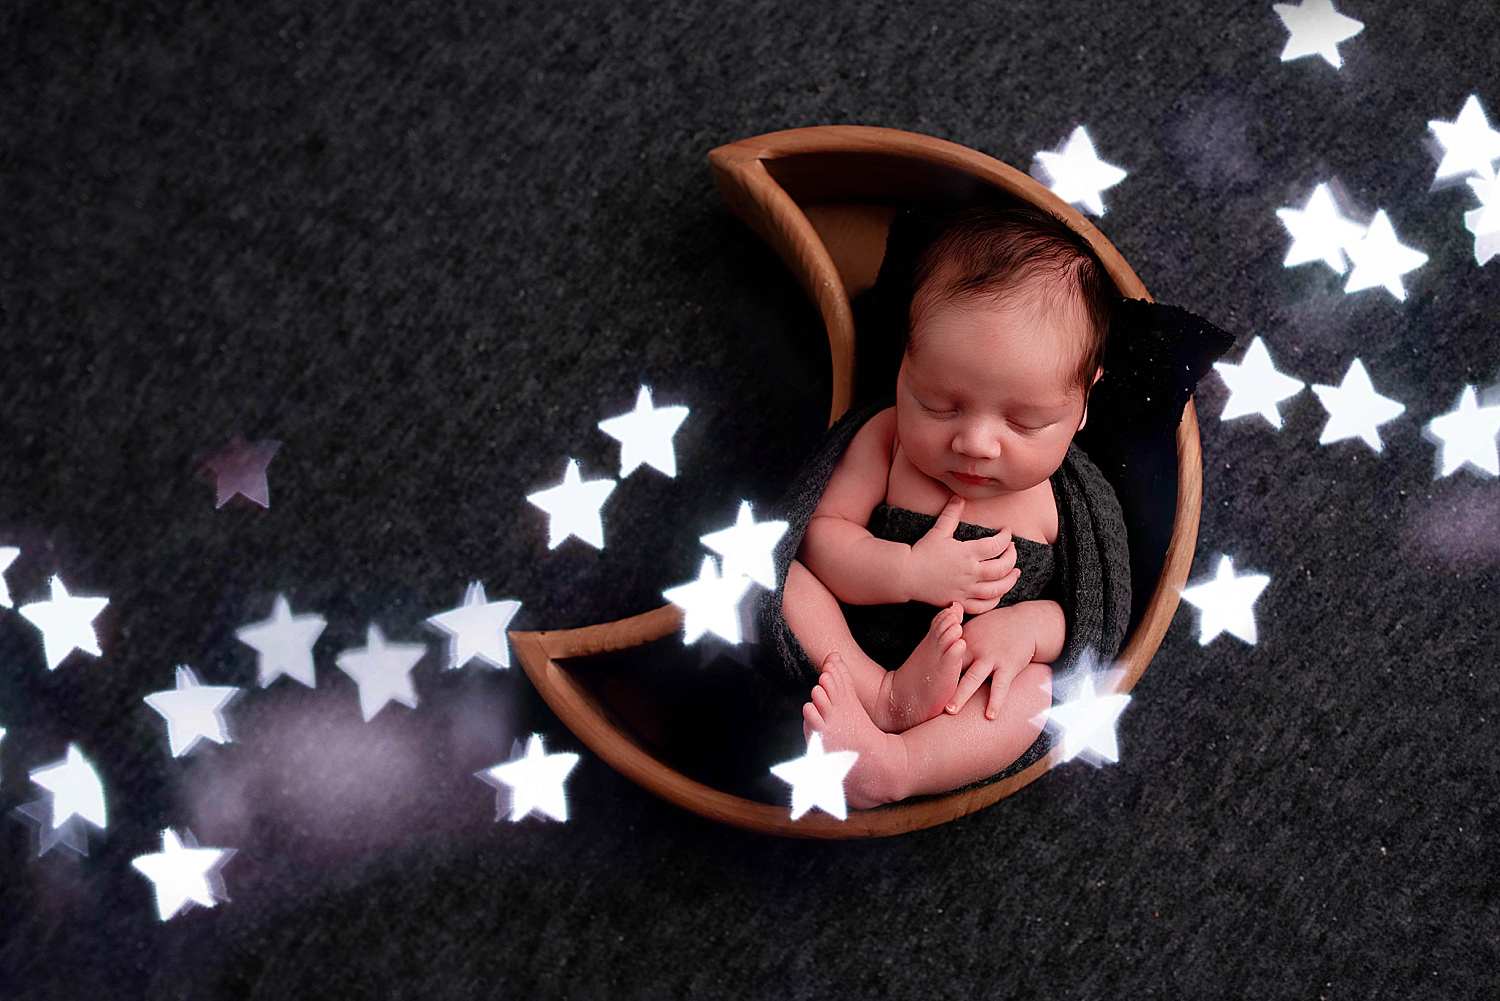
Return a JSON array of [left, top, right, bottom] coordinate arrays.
[[1077, 370, 1102, 431]]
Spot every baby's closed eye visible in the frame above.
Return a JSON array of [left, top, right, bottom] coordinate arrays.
[[917, 399, 956, 417]]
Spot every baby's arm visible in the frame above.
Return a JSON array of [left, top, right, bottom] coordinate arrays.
[[800, 410, 1019, 611], [944, 599, 1066, 719]]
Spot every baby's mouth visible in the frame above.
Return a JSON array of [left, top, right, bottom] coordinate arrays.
[[951, 472, 994, 486]]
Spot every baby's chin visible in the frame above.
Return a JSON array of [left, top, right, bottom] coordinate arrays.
[[939, 471, 1038, 498]]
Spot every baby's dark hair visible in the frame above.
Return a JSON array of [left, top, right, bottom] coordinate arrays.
[[904, 204, 1115, 389]]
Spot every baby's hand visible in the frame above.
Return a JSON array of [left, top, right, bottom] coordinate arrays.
[[904, 495, 1021, 614], [945, 605, 1040, 719]]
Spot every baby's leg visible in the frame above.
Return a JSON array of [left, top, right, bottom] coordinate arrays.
[[783, 560, 965, 732], [803, 650, 1052, 809]]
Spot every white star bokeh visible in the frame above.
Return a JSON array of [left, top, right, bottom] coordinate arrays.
[[131, 829, 235, 922], [663, 556, 753, 646], [143, 666, 241, 757], [1213, 337, 1307, 430], [597, 385, 690, 479], [769, 731, 858, 821], [1425, 386, 1500, 477], [1273, 0, 1364, 69], [1311, 359, 1406, 452], [425, 581, 520, 670], [22, 744, 108, 854], [18, 576, 109, 671], [477, 733, 580, 822], [526, 458, 617, 550], [1180, 555, 1271, 646], [1343, 210, 1428, 300], [1276, 183, 1368, 274], [335, 624, 426, 722], [699, 501, 788, 590], [235, 594, 326, 688], [1464, 177, 1500, 266], [1429, 94, 1500, 183], [1037, 659, 1131, 767], [0, 546, 18, 608], [1032, 125, 1128, 217]]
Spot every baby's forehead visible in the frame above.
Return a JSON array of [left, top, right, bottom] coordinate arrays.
[[903, 315, 1088, 405], [911, 282, 1092, 357]]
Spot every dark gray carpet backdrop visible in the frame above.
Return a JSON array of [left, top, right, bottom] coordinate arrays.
[[2, 0, 1497, 997]]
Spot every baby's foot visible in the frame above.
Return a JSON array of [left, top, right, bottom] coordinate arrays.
[[871, 602, 966, 733], [802, 652, 910, 810]]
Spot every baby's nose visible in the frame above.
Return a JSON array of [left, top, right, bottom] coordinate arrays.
[[951, 422, 1003, 459]]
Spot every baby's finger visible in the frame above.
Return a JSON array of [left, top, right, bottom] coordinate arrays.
[[961, 594, 1002, 615], [973, 530, 1012, 561], [979, 554, 1017, 581], [995, 543, 1017, 572], [973, 568, 1021, 597], [931, 495, 965, 539], [946, 660, 993, 714], [985, 669, 1015, 720]]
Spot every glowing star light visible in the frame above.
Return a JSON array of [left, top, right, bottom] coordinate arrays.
[[1180, 554, 1270, 645], [1464, 177, 1500, 266], [335, 625, 426, 722], [699, 501, 789, 589], [663, 556, 753, 646], [1343, 210, 1427, 300], [1276, 183, 1368, 274], [477, 733, 580, 822], [0, 546, 18, 607], [1033, 126, 1128, 217], [131, 829, 235, 922], [143, 666, 241, 757], [425, 582, 520, 670], [769, 731, 858, 821], [1213, 337, 1307, 430], [1426, 386, 1500, 478], [235, 594, 326, 688], [1273, 0, 1363, 69], [1038, 661, 1131, 767], [19, 576, 109, 671], [33, 746, 108, 830], [19, 743, 108, 854], [201, 435, 281, 509], [526, 459, 616, 550], [1429, 95, 1500, 183], [597, 385, 690, 478], [1311, 358, 1406, 452]]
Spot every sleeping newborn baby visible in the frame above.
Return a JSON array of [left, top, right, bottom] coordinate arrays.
[[782, 204, 1117, 809]]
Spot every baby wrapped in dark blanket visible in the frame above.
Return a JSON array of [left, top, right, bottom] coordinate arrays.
[[764, 400, 1132, 685], [755, 205, 1233, 803]]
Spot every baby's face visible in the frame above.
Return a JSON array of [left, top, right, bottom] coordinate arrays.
[[895, 295, 1090, 501]]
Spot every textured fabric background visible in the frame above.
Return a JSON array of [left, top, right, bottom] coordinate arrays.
[[2, 1, 1497, 997]]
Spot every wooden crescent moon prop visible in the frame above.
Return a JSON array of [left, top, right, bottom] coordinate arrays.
[[511, 126, 1203, 839]]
